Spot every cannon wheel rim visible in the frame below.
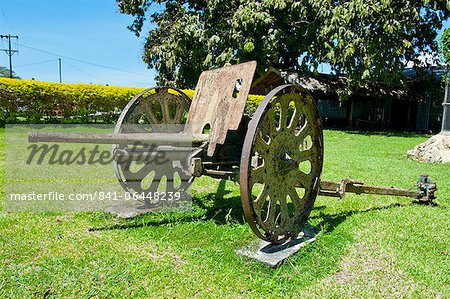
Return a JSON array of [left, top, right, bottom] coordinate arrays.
[[113, 87, 192, 197], [240, 84, 324, 243], [114, 87, 190, 129]]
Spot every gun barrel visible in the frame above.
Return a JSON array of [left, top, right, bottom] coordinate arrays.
[[28, 132, 210, 146]]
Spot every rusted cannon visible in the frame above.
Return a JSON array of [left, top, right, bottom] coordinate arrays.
[[29, 61, 437, 244]]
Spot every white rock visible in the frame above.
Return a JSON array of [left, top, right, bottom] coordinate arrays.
[[407, 133, 450, 163]]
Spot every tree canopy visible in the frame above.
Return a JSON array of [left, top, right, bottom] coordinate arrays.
[[0, 66, 19, 79], [440, 27, 450, 65], [117, 0, 449, 89]]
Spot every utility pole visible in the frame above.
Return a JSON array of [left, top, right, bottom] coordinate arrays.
[[0, 34, 19, 78], [59, 58, 62, 83], [442, 82, 450, 133]]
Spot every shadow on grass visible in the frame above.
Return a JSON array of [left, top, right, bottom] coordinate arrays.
[[311, 202, 410, 233], [89, 180, 244, 231], [338, 129, 430, 139], [193, 179, 246, 224], [89, 180, 414, 233]]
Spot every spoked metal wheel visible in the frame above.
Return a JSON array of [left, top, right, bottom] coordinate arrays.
[[240, 84, 324, 243], [113, 87, 192, 201]]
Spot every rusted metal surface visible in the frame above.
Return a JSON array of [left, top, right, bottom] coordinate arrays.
[[186, 61, 257, 156], [113, 147, 194, 161], [319, 179, 417, 198], [112, 87, 194, 199], [29, 132, 209, 145], [319, 175, 437, 204], [116, 87, 190, 127], [415, 174, 437, 203], [240, 84, 324, 243]]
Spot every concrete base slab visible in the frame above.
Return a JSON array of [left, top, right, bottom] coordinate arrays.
[[105, 200, 192, 219], [236, 225, 319, 268], [105, 205, 157, 219]]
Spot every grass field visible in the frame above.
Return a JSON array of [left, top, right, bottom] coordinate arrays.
[[0, 128, 449, 298]]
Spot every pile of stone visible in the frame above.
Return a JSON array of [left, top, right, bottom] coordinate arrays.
[[407, 133, 450, 163]]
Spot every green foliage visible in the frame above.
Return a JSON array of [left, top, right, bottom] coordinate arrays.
[[440, 28, 450, 65], [0, 78, 143, 124], [0, 66, 19, 79], [0, 78, 265, 124], [117, 0, 448, 89]]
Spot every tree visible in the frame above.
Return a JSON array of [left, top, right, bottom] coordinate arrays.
[[117, 0, 449, 89], [440, 28, 450, 65], [0, 66, 19, 79]]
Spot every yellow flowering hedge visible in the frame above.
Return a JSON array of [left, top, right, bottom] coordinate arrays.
[[0, 78, 264, 124]]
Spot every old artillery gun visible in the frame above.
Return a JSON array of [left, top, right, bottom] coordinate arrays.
[[29, 61, 437, 244]]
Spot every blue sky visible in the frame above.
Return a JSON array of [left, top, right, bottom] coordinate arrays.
[[0, 0, 156, 87], [0, 1, 448, 87]]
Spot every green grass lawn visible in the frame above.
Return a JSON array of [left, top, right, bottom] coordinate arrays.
[[0, 128, 449, 298]]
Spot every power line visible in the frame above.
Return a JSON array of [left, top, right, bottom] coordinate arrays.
[[15, 59, 56, 68], [0, 34, 18, 78], [64, 60, 104, 82], [18, 43, 150, 78], [0, 1, 15, 34]]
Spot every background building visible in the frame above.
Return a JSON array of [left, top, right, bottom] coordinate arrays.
[[251, 68, 445, 133]]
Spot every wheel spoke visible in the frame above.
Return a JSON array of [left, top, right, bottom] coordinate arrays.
[[250, 167, 265, 185], [253, 185, 268, 212], [173, 101, 184, 122], [279, 97, 290, 129], [292, 168, 312, 188], [150, 171, 164, 189], [290, 148, 314, 164], [296, 122, 312, 140], [279, 196, 290, 225], [261, 109, 278, 137], [141, 101, 159, 124], [161, 100, 171, 123], [254, 134, 269, 158], [125, 111, 136, 125], [255, 133, 269, 149], [124, 162, 154, 182], [287, 107, 298, 130], [265, 196, 277, 226], [289, 187, 304, 211]]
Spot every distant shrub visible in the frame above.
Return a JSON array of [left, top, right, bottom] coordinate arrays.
[[0, 78, 144, 124], [0, 78, 265, 124]]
